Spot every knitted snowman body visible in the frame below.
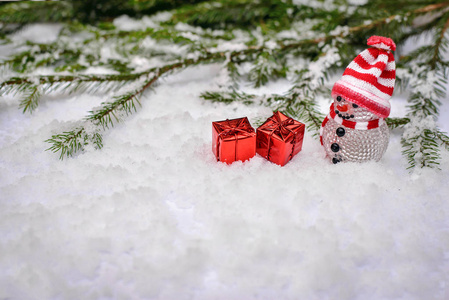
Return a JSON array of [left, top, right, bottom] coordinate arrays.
[[320, 36, 396, 164]]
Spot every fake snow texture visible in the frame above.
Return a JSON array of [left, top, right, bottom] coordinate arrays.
[[1, 28, 449, 300]]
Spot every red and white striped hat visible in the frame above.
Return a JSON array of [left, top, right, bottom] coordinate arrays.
[[331, 36, 396, 118]]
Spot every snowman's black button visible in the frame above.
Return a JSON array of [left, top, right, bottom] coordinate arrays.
[[332, 157, 339, 164], [337, 96, 342, 102], [336, 127, 345, 137], [331, 143, 340, 152]]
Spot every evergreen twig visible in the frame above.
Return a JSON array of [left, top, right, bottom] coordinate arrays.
[[19, 85, 40, 113], [386, 117, 411, 130]]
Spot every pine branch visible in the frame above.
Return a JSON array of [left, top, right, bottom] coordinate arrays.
[[200, 90, 257, 105], [19, 85, 40, 113], [3, 1, 445, 81], [396, 8, 449, 169], [45, 128, 85, 160], [386, 117, 411, 130], [407, 84, 443, 118], [278, 2, 449, 55], [91, 24, 235, 46], [86, 89, 144, 129], [72, 0, 209, 22], [0, 1, 72, 24], [436, 130, 449, 150], [172, 0, 294, 30], [45, 128, 103, 160], [226, 59, 241, 89], [84, 54, 228, 128], [402, 128, 441, 169], [0, 45, 86, 74], [284, 97, 324, 135], [1, 73, 146, 95], [202, 87, 325, 135], [1, 73, 148, 114], [431, 11, 449, 70], [248, 51, 286, 88], [0, 22, 233, 75]]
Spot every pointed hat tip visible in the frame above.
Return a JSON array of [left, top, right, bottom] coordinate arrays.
[[367, 36, 396, 51]]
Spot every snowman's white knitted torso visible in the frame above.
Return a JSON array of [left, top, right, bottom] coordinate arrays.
[[320, 101, 389, 163]]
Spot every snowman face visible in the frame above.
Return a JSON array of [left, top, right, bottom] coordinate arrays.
[[334, 95, 356, 120], [333, 95, 379, 121]]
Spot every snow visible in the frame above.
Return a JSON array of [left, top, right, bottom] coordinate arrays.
[[1, 23, 449, 300], [10, 23, 63, 44], [113, 13, 172, 31], [347, 0, 369, 5]]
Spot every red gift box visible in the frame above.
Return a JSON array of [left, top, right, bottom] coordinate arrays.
[[256, 111, 305, 166], [212, 117, 256, 164]]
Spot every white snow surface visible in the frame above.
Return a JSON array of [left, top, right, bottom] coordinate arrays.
[[1, 25, 449, 300], [10, 23, 63, 44]]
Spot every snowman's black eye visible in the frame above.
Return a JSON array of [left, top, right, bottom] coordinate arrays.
[[336, 96, 342, 102], [352, 103, 358, 108]]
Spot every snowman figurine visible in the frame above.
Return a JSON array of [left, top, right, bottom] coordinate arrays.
[[320, 36, 396, 164]]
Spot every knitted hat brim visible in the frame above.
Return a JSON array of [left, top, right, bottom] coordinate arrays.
[[332, 80, 391, 118]]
